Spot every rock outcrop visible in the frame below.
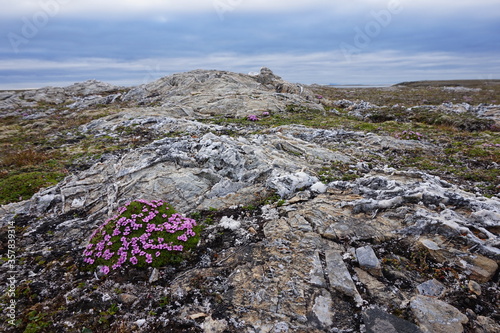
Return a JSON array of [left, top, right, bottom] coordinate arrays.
[[0, 69, 498, 333], [0, 67, 322, 119], [120, 67, 321, 118], [0, 79, 125, 111]]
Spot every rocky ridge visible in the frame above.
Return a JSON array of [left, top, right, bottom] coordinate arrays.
[[0, 69, 499, 332], [0, 68, 322, 118]]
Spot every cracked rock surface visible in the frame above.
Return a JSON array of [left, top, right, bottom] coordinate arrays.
[[0, 69, 498, 332]]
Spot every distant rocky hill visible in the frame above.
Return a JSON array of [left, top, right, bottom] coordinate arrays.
[[0, 68, 498, 332], [0, 68, 322, 117]]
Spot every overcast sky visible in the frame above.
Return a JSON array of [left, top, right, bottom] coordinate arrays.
[[1, 0, 499, 89]]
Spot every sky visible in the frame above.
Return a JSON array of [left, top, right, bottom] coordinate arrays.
[[0, 0, 499, 89]]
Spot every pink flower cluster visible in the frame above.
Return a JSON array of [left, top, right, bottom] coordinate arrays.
[[395, 130, 424, 141], [83, 199, 198, 274]]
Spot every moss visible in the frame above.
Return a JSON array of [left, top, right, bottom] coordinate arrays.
[[353, 122, 380, 132], [157, 296, 171, 307], [465, 146, 496, 159], [0, 115, 22, 126], [0, 171, 65, 205], [262, 193, 283, 206], [0, 107, 126, 206], [318, 161, 360, 183], [242, 204, 257, 211], [23, 311, 52, 333]]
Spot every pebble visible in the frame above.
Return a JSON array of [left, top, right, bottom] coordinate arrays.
[[468, 280, 482, 296], [356, 246, 382, 277], [149, 268, 160, 283], [118, 293, 138, 305]]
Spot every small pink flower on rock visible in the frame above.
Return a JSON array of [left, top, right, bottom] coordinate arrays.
[[83, 199, 200, 273]]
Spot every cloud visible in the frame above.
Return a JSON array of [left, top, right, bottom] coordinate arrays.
[[3, 0, 499, 19], [1, 49, 498, 89], [0, 0, 336, 19], [1, 0, 498, 89]]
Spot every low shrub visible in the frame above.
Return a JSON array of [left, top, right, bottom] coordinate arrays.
[[0, 148, 52, 168]]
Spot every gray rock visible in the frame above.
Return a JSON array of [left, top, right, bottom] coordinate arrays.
[[354, 268, 407, 308], [68, 93, 122, 109], [121, 69, 323, 118], [201, 316, 229, 333], [255, 66, 282, 85], [311, 291, 334, 327], [0, 68, 323, 118], [438, 102, 472, 114], [268, 172, 318, 199], [356, 246, 382, 277], [149, 268, 160, 284], [363, 307, 423, 333], [309, 251, 328, 287], [0, 79, 125, 110], [324, 250, 363, 306], [19, 123, 351, 220], [416, 279, 447, 298], [64, 79, 122, 96], [416, 236, 499, 281], [346, 100, 380, 120], [410, 295, 468, 333], [474, 316, 500, 333], [461, 254, 499, 283], [0, 91, 14, 101], [333, 99, 354, 108], [474, 104, 500, 124]]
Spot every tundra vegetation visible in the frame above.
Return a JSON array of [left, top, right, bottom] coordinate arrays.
[[0, 74, 498, 332]]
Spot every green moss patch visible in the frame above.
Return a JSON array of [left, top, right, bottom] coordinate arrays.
[[0, 171, 65, 205]]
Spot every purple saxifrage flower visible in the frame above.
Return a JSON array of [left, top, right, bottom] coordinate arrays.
[[83, 199, 199, 273]]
